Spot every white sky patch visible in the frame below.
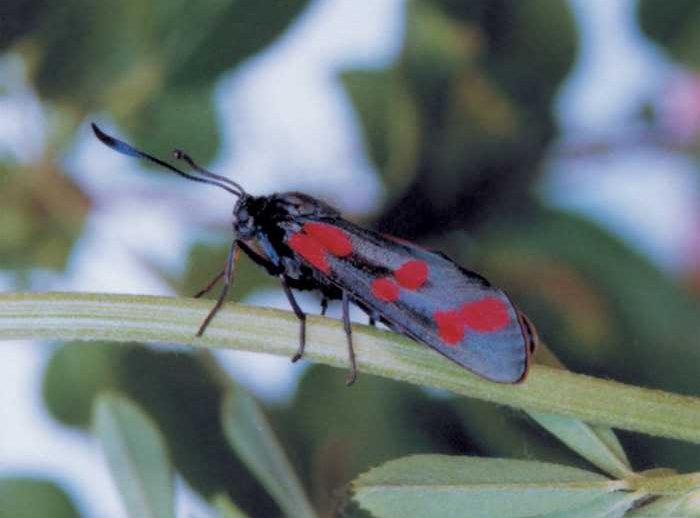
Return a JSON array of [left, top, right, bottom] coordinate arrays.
[[557, 0, 668, 132], [0, 55, 45, 164], [0, 340, 127, 518], [543, 149, 700, 271], [213, 0, 405, 215], [544, 0, 700, 273]]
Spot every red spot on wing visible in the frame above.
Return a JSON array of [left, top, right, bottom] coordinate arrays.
[[460, 297, 510, 332], [369, 259, 428, 305], [434, 297, 511, 346], [371, 278, 400, 302], [303, 222, 352, 257], [288, 233, 330, 273], [434, 310, 464, 345], [395, 260, 428, 290], [287, 222, 353, 274]]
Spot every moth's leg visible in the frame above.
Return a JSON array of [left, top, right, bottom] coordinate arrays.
[[281, 276, 307, 363], [320, 297, 329, 316], [196, 242, 239, 337], [342, 290, 358, 386], [363, 306, 379, 327], [193, 270, 225, 299]]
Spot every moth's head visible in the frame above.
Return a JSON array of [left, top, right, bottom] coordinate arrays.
[[232, 195, 260, 239]]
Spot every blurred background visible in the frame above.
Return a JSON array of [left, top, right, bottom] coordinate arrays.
[[2, 0, 700, 516]]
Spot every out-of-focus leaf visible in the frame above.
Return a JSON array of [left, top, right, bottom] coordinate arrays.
[[353, 455, 618, 518], [33, 0, 150, 109], [341, 70, 421, 200], [439, 0, 578, 108], [359, 0, 576, 239], [31, 0, 310, 113], [453, 398, 596, 472], [166, 0, 311, 88], [638, 1, 700, 66], [117, 348, 278, 515], [43, 342, 126, 427], [0, 1, 47, 49], [0, 162, 90, 274], [94, 393, 174, 518], [221, 388, 317, 518], [404, 0, 500, 202], [274, 364, 467, 510], [536, 492, 641, 518], [117, 85, 220, 167], [24, 0, 311, 169], [0, 478, 82, 518], [212, 493, 252, 518], [43, 343, 277, 516]]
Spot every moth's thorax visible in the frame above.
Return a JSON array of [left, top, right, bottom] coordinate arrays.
[[231, 192, 342, 288], [232, 192, 340, 240]]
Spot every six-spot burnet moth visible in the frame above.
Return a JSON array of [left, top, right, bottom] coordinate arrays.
[[91, 123, 538, 385]]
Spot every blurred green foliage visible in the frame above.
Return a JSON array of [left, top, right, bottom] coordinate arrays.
[[2, 0, 700, 516], [0, 478, 80, 518], [93, 394, 175, 518], [0, 161, 90, 279], [44, 343, 280, 517], [345, 0, 576, 237], [0, 0, 309, 281], [638, 1, 700, 67]]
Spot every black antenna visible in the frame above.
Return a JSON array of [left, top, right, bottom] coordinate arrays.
[[91, 123, 243, 197], [173, 149, 246, 195]]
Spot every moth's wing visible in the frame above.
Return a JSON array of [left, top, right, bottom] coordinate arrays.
[[284, 218, 531, 383]]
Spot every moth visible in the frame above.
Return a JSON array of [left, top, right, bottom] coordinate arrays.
[[92, 123, 537, 385]]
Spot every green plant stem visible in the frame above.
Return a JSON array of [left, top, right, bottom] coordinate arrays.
[[2, 292, 700, 444], [630, 471, 700, 495]]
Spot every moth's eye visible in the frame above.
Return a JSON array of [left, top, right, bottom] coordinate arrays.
[[238, 209, 249, 222]]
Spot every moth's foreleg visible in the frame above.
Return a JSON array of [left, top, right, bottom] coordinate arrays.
[[193, 270, 225, 299], [280, 276, 307, 363], [342, 290, 357, 386], [196, 242, 239, 337]]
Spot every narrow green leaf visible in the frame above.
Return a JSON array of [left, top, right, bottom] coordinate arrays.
[[352, 455, 623, 518], [528, 412, 632, 478], [628, 471, 700, 496], [627, 492, 700, 517], [211, 493, 252, 518], [535, 492, 642, 518], [3, 292, 700, 445], [221, 388, 317, 518], [94, 393, 174, 518]]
